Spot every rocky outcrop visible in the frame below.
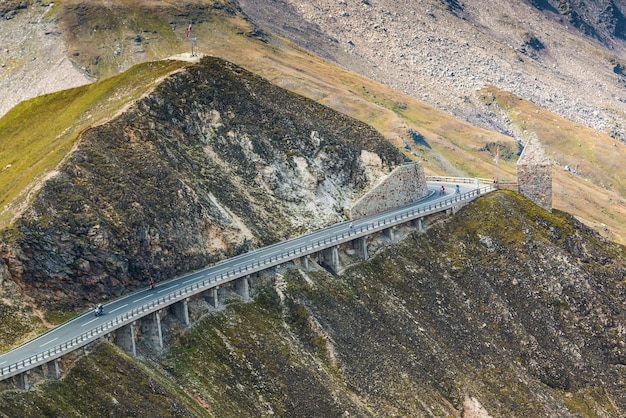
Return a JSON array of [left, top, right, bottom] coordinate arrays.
[[537, 0, 626, 42], [0, 0, 29, 19], [0, 56, 405, 310]]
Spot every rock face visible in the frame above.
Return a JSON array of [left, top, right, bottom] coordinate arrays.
[[0, 57, 405, 310], [238, 0, 626, 141]]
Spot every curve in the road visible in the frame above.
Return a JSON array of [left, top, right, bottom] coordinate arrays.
[[0, 177, 495, 382]]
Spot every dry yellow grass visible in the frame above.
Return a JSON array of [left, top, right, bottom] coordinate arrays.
[[212, 31, 625, 242]]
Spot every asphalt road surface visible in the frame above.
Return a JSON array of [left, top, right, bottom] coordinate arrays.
[[0, 180, 492, 379]]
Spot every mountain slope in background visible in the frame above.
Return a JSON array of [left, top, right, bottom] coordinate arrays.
[[237, 0, 626, 241], [238, 0, 626, 140]]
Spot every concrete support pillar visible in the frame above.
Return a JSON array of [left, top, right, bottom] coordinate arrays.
[[141, 311, 163, 352], [410, 217, 424, 232], [209, 287, 219, 309], [115, 322, 137, 357], [15, 371, 29, 391], [234, 277, 250, 301], [322, 245, 340, 272], [300, 255, 309, 270], [356, 236, 368, 260], [171, 299, 190, 327], [46, 359, 60, 380], [383, 227, 395, 241], [411, 217, 424, 232]]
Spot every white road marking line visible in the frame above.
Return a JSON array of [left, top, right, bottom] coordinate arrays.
[[133, 295, 151, 303], [40, 337, 58, 348], [183, 274, 207, 284], [108, 303, 128, 314], [82, 317, 99, 327], [157, 284, 179, 294], [0, 361, 6, 365]]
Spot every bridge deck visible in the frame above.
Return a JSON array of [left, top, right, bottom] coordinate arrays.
[[0, 178, 494, 382]]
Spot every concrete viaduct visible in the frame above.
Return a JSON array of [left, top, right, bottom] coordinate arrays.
[[0, 174, 495, 390]]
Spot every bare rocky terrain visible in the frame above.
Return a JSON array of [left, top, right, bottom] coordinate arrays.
[[237, 0, 626, 141], [0, 1, 90, 117], [0, 56, 402, 309]]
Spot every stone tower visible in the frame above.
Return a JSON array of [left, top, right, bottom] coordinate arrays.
[[517, 133, 552, 211]]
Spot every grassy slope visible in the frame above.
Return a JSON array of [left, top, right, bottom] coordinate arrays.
[[0, 343, 209, 417], [479, 85, 626, 195], [0, 1, 512, 228], [214, 35, 626, 243], [0, 301, 47, 353], [0, 59, 189, 228], [479, 86, 626, 243], [179, 3, 626, 243]]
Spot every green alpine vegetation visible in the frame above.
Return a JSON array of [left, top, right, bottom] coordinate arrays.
[[0, 59, 188, 228]]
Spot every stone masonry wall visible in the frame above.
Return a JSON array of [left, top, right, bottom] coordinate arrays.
[[517, 134, 552, 212], [350, 162, 428, 219]]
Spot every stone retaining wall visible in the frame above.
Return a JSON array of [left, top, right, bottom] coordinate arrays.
[[350, 162, 428, 219]]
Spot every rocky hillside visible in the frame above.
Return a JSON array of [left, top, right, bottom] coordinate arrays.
[[0, 0, 90, 117], [0, 3, 624, 416], [1, 191, 625, 417], [0, 56, 403, 312], [238, 0, 626, 141]]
